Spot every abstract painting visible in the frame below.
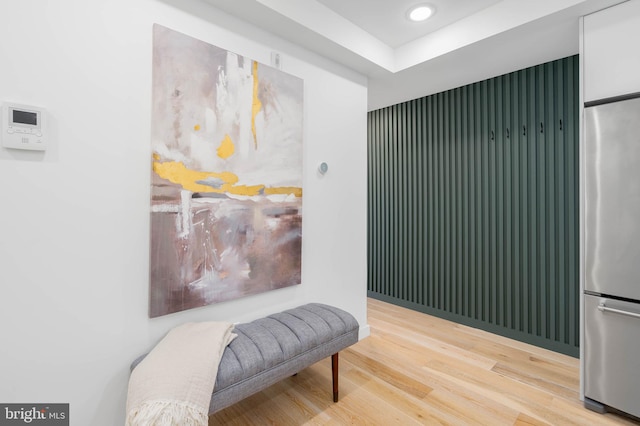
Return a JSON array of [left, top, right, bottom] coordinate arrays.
[[149, 25, 303, 317]]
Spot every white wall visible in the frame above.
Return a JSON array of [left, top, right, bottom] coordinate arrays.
[[0, 1, 368, 424]]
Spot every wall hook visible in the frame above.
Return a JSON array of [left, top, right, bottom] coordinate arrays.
[[523, 125, 526, 136], [560, 119, 563, 131], [490, 130, 495, 141], [506, 128, 510, 139], [540, 122, 544, 133]]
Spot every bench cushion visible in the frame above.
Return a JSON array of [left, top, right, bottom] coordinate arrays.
[[209, 303, 359, 414]]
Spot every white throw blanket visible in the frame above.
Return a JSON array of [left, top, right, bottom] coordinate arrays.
[[125, 321, 236, 426]]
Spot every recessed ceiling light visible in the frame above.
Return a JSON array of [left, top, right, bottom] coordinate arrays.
[[407, 4, 435, 22]]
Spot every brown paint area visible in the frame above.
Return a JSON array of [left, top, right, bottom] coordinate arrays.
[[149, 193, 302, 317]]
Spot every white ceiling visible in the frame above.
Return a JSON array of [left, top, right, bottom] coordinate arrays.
[[202, 0, 625, 110], [316, 0, 502, 48]]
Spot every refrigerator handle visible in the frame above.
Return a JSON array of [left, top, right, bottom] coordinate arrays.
[[598, 302, 640, 320]]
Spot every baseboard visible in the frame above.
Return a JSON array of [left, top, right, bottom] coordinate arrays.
[[358, 324, 371, 340]]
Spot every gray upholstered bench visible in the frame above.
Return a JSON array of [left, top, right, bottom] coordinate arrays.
[[132, 303, 359, 415]]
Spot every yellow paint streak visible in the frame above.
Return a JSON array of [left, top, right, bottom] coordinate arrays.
[[153, 160, 238, 193], [264, 187, 303, 197], [251, 61, 262, 149], [152, 159, 302, 198], [228, 184, 265, 197], [193, 124, 201, 131], [217, 134, 235, 159]]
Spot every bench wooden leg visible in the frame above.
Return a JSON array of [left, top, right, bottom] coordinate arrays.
[[332, 353, 339, 402]]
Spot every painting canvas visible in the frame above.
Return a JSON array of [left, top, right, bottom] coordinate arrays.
[[149, 25, 303, 318]]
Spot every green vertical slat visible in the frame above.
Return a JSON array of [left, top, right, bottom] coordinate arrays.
[[528, 66, 537, 336], [461, 85, 470, 317], [410, 102, 416, 303], [391, 104, 396, 298], [468, 84, 477, 320], [410, 100, 416, 303], [482, 80, 490, 323], [418, 97, 425, 306], [379, 108, 384, 296], [496, 75, 505, 327], [446, 90, 452, 313], [474, 83, 486, 321], [426, 96, 438, 307], [392, 104, 398, 299], [567, 56, 579, 347], [537, 63, 547, 339], [556, 59, 564, 342], [370, 110, 375, 294], [379, 108, 385, 295], [392, 104, 399, 298], [502, 73, 512, 329], [511, 70, 521, 332], [436, 93, 443, 310], [372, 110, 378, 294], [385, 106, 391, 297], [384, 110, 388, 295], [375, 109, 380, 295], [519, 68, 529, 335], [414, 99, 422, 305], [488, 77, 497, 325], [400, 103, 407, 301], [445, 90, 452, 313], [436, 92, 440, 309], [406, 101, 412, 302], [378, 109, 383, 296], [374, 109, 380, 294], [455, 88, 463, 316], [371, 109, 376, 293], [547, 61, 557, 342], [556, 61, 563, 341], [385, 106, 390, 297]]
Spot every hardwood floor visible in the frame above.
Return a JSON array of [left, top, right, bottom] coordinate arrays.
[[209, 298, 637, 425]]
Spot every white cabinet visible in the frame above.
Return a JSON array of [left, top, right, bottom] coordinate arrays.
[[583, 0, 640, 102]]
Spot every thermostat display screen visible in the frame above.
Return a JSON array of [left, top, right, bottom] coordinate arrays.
[[13, 110, 37, 126], [2, 102, 47, 151]]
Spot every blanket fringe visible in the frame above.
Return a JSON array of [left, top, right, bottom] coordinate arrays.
[[126, 400, 208, 426]]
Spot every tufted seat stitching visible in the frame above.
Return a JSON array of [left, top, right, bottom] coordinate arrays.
[[294, 306, 344, 335], [213, 332, 353, 393], [257, 322, 286, 358], [268, 313, 306, 346], [227, 328, 250, 376]]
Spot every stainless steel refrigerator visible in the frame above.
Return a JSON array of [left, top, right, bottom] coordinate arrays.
[[584, 94, 640, 418]]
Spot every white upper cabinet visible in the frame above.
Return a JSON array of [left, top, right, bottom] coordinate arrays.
[[583, 0, 640, 102]]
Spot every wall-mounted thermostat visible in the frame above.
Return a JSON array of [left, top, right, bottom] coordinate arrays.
[[2, 102, 47, 151]]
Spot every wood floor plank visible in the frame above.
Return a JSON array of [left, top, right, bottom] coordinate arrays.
[[424, 387, 520, 426], [369, 316, 497, 370], [340, 348, 434, 400], [209, 298, 637, 425]]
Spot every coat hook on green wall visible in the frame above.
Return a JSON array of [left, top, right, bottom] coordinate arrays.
[[523, 125, 526, 136]]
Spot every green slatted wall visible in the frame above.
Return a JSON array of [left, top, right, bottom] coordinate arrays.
[[367, 55, 579, 356]]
